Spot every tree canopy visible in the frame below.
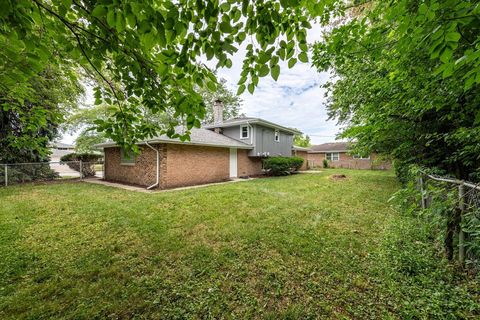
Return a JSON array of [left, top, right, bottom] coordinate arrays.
[[0, 64, 83, 163], [313, 0, 480, 180], [2, 0, 341, 151], [68, 78, 243, 153]]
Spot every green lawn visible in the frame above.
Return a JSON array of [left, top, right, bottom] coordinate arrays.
[[0, 170, 478, 319]]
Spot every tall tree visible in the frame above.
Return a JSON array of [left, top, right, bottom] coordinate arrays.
[[1, 0, 342, 150], [0, 65, 83, 163], [293, 132, 311, 147], [313, 0, 480, 181]]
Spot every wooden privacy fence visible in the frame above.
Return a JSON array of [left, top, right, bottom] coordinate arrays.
[[418, 172, 480, 266]]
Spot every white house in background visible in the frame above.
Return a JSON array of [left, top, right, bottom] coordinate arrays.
[[50, 142, 75, 161]]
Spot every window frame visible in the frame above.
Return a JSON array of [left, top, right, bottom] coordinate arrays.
[[274, 129, 280, 142], [352, 154, 371, 160], [120, 148, 136, 165], [240, 125, 249, 139], [325, 152, 340, 161]]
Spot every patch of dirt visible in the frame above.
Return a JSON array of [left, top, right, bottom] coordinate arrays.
[[330, 174, 347, 181]]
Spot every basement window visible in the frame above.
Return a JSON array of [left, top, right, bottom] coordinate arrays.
[[326, 152, 339, 161], [120, 148, 136, 165], [274, 129, 280, 142], [240, 125, 249, 139]]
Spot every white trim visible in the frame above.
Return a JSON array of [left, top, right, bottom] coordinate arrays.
[[240, 125, 249, 139], [229, 148, 238, 178]]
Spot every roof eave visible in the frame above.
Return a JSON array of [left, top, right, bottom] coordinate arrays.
[[94, 139, 253, 150], [308, 150, 348, 153]]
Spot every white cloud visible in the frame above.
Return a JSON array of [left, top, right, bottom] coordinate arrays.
[[211, 24, 341, 145]]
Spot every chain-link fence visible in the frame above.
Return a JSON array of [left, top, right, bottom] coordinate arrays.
[[0, 161, 104, 187], [419, 172, 480, 271]]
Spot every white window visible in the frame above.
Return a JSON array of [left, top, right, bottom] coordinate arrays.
[[326, 152, 339, 161], [274, 129, 280, 142], [353, 154, 370, 160], [240, 125, 249, 139], [120, 148, 135, 165]]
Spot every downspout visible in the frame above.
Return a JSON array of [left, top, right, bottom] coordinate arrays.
[[145, 141, 159, 190]]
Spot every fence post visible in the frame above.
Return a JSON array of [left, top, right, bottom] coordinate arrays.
[[79, 160, 83, 180], [458, 182, 466, 265], [4, 164, 7, 187], [418, 175, 426, 209]]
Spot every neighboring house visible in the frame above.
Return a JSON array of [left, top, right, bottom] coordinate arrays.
[[50, 142, 75, 161], [307, 142, 391, 170], [96, 101, 301, 189], [292, 146, 310, 171]]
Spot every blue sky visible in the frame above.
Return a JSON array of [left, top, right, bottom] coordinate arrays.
[[62, 25, 341, 145], [206, 24, 341, 144]]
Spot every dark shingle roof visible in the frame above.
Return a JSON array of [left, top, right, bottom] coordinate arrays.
[[95, 127, 252, 149], [309, 142, 350, 152]]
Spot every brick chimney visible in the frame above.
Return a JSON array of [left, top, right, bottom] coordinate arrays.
[[213, 99, 223, 133]]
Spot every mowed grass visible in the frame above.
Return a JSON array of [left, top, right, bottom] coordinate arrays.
[[0, 170, 478, 319]]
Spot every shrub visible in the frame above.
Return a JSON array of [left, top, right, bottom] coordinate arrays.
[[60, 153, 103, 177], [323, 159, 329, 168], [263, 156, 304, 176]]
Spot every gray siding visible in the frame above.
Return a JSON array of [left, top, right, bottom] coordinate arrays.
[[250, 124, 293, 157], [221, 125, 253, 144], [218, 124, 293, 157]]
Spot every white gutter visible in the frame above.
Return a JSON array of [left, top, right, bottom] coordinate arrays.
[[145, 141, 159, 190]]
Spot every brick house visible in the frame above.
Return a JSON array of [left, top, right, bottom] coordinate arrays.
[[96, 101, 301, 189], [307, 142, 391, 170]]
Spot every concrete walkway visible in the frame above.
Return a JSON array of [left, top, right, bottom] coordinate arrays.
[[82, 177, 255, 193]]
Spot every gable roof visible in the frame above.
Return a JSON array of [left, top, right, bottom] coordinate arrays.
[[309, 142, 350, 153], [203, 117, 301, 135], [95, 127, 253, 149]]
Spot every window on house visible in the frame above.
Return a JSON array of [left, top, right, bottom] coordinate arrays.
[[120, 148, 136, 165], [274, 129, 280, 142], [326, 152, 339, 161], [240, 125, 249, 139], [353, 154, 371, 160]]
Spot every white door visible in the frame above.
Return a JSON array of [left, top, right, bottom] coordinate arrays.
[[229, 148, 237, 178]]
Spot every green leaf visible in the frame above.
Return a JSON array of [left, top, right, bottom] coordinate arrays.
[[219, 21, 232, 33], [91, 5, 107, 17], [248, 83, 255, 94], [258, 65, 269, 77], [237, 84, 246, 95], [298, 52, 308, 63], [445, 32, 461, 42], [106, 10, 115, 28], [271, 65, 280, 81], [288, 58, 297, 68]]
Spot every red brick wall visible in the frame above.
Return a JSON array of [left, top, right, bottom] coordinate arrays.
[[237, 149, 263, 177], [104, 146, 159, 186], [293, 150, 309, 170], [161, 144, 230, 188], [104, 143, 267, 189], [307, 152, 391, 170]]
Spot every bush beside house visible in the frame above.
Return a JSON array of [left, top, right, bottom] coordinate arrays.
[[263, 156, 304, 176]]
